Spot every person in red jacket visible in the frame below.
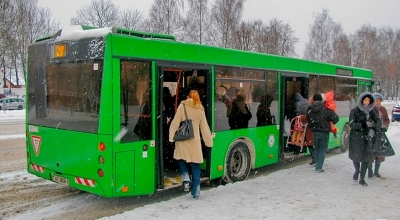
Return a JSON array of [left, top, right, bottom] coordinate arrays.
[[323, 91, 338, 138]]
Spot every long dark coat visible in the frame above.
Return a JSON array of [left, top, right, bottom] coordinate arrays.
[[348, 92, 382, 162]]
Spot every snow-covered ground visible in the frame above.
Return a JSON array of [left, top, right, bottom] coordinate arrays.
[[0, 109, 25, 122], [0, 110, 25, 141], [101, 124, 400, 220], [1, 103, 399, 220], [102, 102, 400, 220]]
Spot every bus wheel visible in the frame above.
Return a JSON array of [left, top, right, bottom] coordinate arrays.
[[224, 140, 251, 183], [340, 124, 350, 153]]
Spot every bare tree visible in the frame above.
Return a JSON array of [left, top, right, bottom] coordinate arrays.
[[1, 0, 58, 85], [147, 0, 184, 35], [267, 18, 298, 56], [118, 9, 145, 31], [16, 0, 59, 82], [331, 34, 351, 65], [252, 19, 266, 53], [304, 9, 342, 62], [210, 0, 244, 48], [251, 19, 297, 56], [373, 27, 400, 98], [70, 0, 119, 28], [0, 0, 13, 87], [231, 20, 255, 51], [350, 25, 378, 68], [182, 0, 213, 45]]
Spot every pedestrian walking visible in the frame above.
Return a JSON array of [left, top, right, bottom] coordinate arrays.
[[367, 93, 390, 178], [348, 92, 382, 186]]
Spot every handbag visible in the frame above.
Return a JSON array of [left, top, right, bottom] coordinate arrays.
[[374, 132, 395, 157], [173, 104, 194, 141]]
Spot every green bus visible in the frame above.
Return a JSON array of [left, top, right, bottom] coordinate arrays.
[[26, 25, 373, 198]]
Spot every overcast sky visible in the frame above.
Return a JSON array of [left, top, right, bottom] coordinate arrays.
[[38, 0, 400, 56]]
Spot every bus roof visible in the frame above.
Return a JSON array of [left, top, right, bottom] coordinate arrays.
[[34, 25, 372, 79], [35, 25, 175, 42]]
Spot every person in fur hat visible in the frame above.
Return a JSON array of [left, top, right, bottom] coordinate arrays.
[[348, 92, 382, 186], [367, 93, 390, 178]]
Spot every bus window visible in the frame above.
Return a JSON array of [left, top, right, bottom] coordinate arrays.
[[28, 61, 102, 133], [335, 78, 357, 116], [309, 75, 335, 95], [214, 67, 278, 131], [120, 61, 152, 142], [358, 83, 365, 95]]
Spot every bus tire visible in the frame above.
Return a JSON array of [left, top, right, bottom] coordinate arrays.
[[340, 124, 350, 153], [224, 140, 251, 183]]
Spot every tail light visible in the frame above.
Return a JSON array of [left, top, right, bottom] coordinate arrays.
[[98, 169, 104, 177], [98, 142, 106, 151]]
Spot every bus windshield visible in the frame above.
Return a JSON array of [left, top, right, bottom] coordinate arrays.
[[28, 61, 103, 133]]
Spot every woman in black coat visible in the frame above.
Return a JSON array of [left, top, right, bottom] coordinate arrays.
[[348, 92, 382, 186]]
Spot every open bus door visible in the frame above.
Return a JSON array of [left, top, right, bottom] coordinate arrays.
[[156, 63, 212, 190], [279, 73, 308, 159]]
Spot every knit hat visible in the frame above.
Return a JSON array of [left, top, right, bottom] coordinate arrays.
[[313, 93, 323, 101], [373, 93, 383, 101]]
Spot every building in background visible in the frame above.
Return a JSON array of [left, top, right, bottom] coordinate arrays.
[[1, 76, 25, 99]]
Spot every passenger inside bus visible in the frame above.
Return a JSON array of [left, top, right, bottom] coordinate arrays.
[[188, 77, 206, 105], [216, 86, 231, 117], [228, 93, 252, 129], [163, 87, 175, 168], [133, 92, 152, 140], [256, 95, 275, 126], [173, 87, 187, 113]]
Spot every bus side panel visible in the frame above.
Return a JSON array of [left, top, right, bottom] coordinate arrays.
[[251, 126, 280, 168], [328, 117, 349, 149], [209, 126, 280, 180]]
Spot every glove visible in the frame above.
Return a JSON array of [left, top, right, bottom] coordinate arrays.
[[367, 129, 375, 140], [351, 123, 362, 129], [366, 120, 375, 128], [381, 126, 388, 132]]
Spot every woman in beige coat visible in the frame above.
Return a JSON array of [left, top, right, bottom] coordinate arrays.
[[169, 90, 213, 199]]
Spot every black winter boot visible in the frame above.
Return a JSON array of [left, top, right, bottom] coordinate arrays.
[[359, 162, 368, 187], [353, 161, 360, 181], [367, 163, 373, 178], [374, 162, 381, 178]]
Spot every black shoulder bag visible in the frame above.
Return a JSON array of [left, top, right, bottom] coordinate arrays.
[[173, 104, 195, 141]]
